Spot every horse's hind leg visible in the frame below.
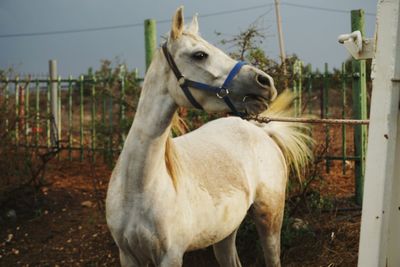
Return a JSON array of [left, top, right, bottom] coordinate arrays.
[[251, 191, 285, 267], [213, 229, 242, 267]]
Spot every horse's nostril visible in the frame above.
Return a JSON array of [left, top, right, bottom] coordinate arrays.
[[256, 74, 271, 87]]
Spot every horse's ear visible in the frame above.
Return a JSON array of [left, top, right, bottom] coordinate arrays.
[[171, 6, 184, 40], [187, 14, 199, 34]]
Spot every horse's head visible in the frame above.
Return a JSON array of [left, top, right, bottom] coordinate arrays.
[[164, 6, 277, 115]]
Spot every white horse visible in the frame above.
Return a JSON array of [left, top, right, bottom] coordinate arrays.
[[106, 7, 312, 267]]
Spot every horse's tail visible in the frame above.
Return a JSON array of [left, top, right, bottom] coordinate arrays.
[[254, 90, 314, 182]]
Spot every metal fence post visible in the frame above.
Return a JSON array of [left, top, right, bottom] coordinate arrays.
[[323, 63, 331, 173], [119, 65, 126, 144], [91, 74, 97, 163], [49, 60, 60, 142], [306, 64, 313, 115], [351, 10, 368, 205], [4, 78, 9, 132], [79, 75, 84, 161], [293, 59, 302, 116], [15, 77, 20, 145], [68, 76, 73, 160], [144, 19, 157, 71], [341, 62, 347, 175]]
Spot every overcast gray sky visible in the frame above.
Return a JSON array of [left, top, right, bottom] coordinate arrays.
[[0, 0, 377, 77]]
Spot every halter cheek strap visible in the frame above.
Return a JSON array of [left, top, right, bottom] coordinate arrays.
[[162, 42, 246, 117]]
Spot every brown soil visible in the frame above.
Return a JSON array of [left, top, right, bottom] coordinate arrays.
[[0, 124, 361, 267]]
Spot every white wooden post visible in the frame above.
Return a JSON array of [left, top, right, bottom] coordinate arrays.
[[49, 60, 60, 141], [358, 0, 400, 266]]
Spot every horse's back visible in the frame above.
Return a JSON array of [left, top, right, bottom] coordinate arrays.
[[175, 116, 272, 154], [174, 117, 287, 200]]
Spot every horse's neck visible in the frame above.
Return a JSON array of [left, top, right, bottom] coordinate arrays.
[[120, 50, 177, 192]]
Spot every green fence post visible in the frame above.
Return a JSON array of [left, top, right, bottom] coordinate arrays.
[[293, 61, 298, 116], [293, 64, 297, 111], [68, 76, 73, 160], [79, 75, 84, 161], [35, 79, 40, 147], [351, 9, 368, 205], [5, 78, 9, 132], [306, 64, 313, 115], [15, 77, 20, 146], [341, 62, 347, 175], [91, 75, 96, 163], [46, 79, 51, 148], [57, 76, 62, 142], [144, 19, 157, 71], [298, 61, 303, 115], [119, 65, 126, 145], [56, 76, 61, 159], [25, 78, 30, 148], [323, 63, 331, 173], [293, 60, 302, 116]]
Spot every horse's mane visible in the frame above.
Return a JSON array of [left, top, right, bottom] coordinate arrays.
[[165, 112, 187, 190]]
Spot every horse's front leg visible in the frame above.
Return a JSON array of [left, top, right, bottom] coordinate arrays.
[[119, 248, 141, 267], [159, 250, 184, 267]]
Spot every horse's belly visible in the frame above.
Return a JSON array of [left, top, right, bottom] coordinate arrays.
[[187, 191, 250, 251]]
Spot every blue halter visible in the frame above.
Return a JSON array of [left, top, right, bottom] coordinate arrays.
[[162, 43, 246, 117]]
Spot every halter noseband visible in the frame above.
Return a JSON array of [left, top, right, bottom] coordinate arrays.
[[162, 42, 246, 117]]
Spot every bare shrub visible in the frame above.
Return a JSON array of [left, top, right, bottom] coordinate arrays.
[[0, 100, 59, 207]]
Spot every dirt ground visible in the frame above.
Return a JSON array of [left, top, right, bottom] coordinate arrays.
[[0, 124, 361, 267]]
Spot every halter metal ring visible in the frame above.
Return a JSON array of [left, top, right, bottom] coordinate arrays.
[[217, 88, 229, 98], [178, 76, 186, 86]]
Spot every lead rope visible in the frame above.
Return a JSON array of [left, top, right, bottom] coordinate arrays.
[[243, 115, 369, 125]]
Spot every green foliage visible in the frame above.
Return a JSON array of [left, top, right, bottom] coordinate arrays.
[[306, 190, 334, 211], [218, 25, 265, 61], [281, 209, 315, 249], [0, 67, 14, 80], [77, 60, 141, 106]]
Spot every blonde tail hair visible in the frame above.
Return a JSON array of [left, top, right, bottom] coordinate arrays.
[[255, 90, 314, 182]]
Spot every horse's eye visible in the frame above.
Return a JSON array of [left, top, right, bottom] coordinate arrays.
[[191, 51, 208, 61]]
